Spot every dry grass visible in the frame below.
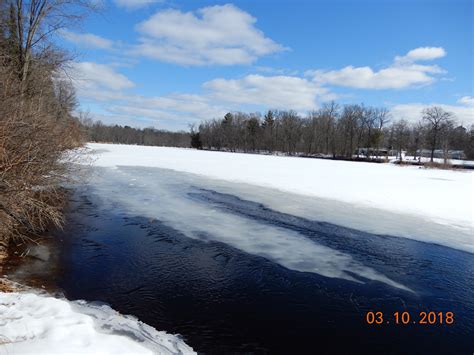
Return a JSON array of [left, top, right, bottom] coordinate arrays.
[[0, 278, 24, 292], [0, 58, 85, 258]]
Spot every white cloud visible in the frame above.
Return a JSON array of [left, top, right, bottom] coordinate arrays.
[[80, 93, 226, 130], [255, 66, 299, 76], [203, 74, 333, 111], [107, 105, 190, 123], [61, 30, 113, 49], [458, 96, 474, 107], [308, 47, 447, 89], [390, 103, 474, 125], [72, 59, 339, 129], [100, 94, 228, 130], [89, 113, 159, 128], [70, 62, 135, 91], [114, 0, 160, 9], [133, 4, 285, 65], [394, 47, 446, 63], [125, 94, 227, 121]]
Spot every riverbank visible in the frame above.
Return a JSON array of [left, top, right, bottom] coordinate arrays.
[[0, 291, 196, 355], [0, 232, 196, 354]]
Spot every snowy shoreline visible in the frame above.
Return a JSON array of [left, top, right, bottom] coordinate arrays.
[[86, 143, 473, 235], [0, 291, 196, 355]]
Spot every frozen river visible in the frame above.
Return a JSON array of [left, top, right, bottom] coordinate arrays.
[[42, 165, 474, 354]]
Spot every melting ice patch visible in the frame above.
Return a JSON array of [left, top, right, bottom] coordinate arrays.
[[87, 166, 411, 292], [0, 292, 195, 355]]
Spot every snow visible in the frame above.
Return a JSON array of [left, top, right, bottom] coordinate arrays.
[[0, 291, 196, 355], [393, 155, 474, 167], [86, 143, 473, 236], [4, 144, 467, 354]]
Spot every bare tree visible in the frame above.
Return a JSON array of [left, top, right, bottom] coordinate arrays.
[[193, 103, 471, 166], [410, 121, 423, 161], [439, 119, 455, 164], [392, 119, 410, 162], [279, 111, 302, 155], [1, 0, 96, 94], [339, 105, 361, 158], [373, 107, 390, 157], [321, 102, 338, 156], [422, 106, 454, 162]]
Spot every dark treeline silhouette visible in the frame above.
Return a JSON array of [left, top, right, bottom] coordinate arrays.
[[80, 119, 191, 147], [194, 103, 474, 162]]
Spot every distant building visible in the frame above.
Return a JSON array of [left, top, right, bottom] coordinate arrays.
[[388, 149, 407, 159], [355, 147, 389, 157], [416, 149, 466, 160], [355, 147, 410, 159]]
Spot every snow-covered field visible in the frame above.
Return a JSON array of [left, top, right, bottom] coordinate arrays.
[[88, 143, 473, 235], [0, 292, 195, 355]]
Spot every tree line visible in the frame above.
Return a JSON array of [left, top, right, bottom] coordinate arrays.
[[0, 0, 91, 256], [193, 104, 473, 162], [79, 118, 190, 147]]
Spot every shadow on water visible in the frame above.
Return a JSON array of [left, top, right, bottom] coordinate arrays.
[[49, 180, 474, 355]]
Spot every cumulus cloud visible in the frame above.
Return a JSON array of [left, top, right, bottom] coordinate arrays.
[[204, 74, 333, 110], [123, 93, 228, 121], [73, 67, 228, 130], [394, 47, 446, 63], [458, 96, 474, 107], [72, 62, 336, 129], [88, 112, 159, 128], [133, 4, 285, 65], [80, 91, 228, 130], [101, 94, 228, 130], [70, 57, 341, 129], [114, 0, 160, 9], [390, 103, 474, 125], [308, 47, 447, 89], [61, 30, 114, 49], [70, 62, 135, 91]]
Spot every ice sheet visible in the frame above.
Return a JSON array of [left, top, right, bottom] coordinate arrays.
[[84, 143, 474, 253]]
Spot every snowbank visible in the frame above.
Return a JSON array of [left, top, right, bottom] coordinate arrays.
[[0, 292, 195, 355], [400, 155, 474, 167], [86, 143, 473, 233]]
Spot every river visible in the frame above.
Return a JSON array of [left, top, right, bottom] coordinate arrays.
[[9, 166, 474, 354]]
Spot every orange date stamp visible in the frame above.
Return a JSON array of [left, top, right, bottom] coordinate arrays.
[[365, 311, 454, 325]]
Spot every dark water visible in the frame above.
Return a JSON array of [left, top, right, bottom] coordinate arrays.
[[52, 170, 474, 355]]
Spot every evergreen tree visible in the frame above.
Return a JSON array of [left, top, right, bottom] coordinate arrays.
[[190, 131, 202, 149]]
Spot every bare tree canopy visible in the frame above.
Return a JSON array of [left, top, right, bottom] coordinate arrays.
[[1, 0, 96, 91], [422, 106, 455, 162]]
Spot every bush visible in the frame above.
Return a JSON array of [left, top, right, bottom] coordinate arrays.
[[0, 0, 87, 255]]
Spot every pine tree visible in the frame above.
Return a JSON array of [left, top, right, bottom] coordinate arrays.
[[262, 110, 275, 152]]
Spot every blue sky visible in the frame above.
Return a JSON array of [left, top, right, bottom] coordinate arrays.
[[60, 0, 473, 130]]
